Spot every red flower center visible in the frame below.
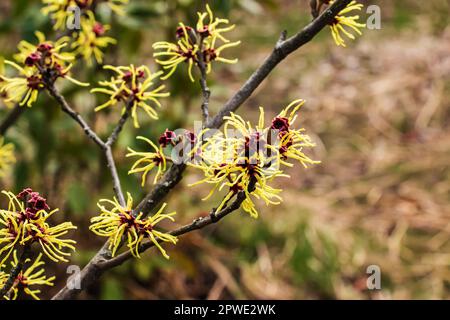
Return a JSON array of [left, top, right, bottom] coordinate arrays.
[[93, 22, 106, 36]]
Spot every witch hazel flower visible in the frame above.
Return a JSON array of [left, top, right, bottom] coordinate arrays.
[[153, 4, 240, 82], [0, 188, 77, 264], [0, 32, 88, 107], [91, 64, 169, 128], [89, 193, 177, 259]]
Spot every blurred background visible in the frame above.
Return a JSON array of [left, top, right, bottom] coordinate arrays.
[[0, 0, 449, 299]]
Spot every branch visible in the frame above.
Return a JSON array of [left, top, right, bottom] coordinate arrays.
[[45, 82, 127, 206], [46, 83, 106, 149], [206, 0, 352, 129], [105, 100, 133, 147], [104, 102, 134, 206], [197, 35, 211, 124], [105, 146, 126, 205], [51, 0, 351, 300], [0, 104, 25, 136]]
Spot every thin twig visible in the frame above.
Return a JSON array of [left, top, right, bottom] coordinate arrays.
[[105, 146, 126, 205], [46, 83, 106, 149], [51, 0, 352, 300], [207, 0, 351, 129], [44, 83, 129, 300], [196, 35, 211, 124], [45, 82, 127, 207], [0, 104, 25, 136], [106, 100, 133, 147]]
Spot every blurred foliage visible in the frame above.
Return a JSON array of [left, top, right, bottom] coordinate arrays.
[[0, 0, 449, 299]]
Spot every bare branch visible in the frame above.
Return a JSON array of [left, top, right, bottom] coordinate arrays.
[[51, 0, 351, 300], [45, 83, 127, 206], [134, 163, 187, 217], [207, 0, 352, 129], [105, 100, 133, 147], [197, 35, 211, 124], [46, 83, 106, 149], [0, 104, 25, 136], [51, 242, 112, 300], [105, 146, 126, 206]]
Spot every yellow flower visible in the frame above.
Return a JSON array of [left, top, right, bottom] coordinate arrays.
[[0, 191, 29, 265], [153, 24, 199, 82], [6, 251, 55, 300], [189, 159, 283, 219], [12, 31, 87, 87], [216, 160, 284, 219], [41, 0, 92, 30], [196, 4, 235, 43], [153, 5, 239, 82], [92, 64, 169, 128], [188, 100, 318, 218], [132, 203, 178, 259], [21, 210, 77, 263], [0, 58, 16, 109], [0, 33, 88, 107], [126, 136, 167, 186], [196, 4, 241, 74], [202, 39, 241, 74], [90, 193, 177, 259], [328, 0, 366, 47], [0, 61, 44, 107], [42, 0, 129, 30], [0, 138, 15, 177], [71, 12, 117, 65], [13, 31, 73, 68], [268, 99, 320, 168], [0, 268, 7, 289], [0, 189, 77, 264], [188, 128, 284, 219]]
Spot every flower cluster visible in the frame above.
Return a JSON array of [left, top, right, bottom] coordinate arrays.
[[41, 0, 126, 64], [92, 65, 169, 128], [193, 100, 319, 218], [128, 99, 319, 218], [42, 0, 129, 31], [325, 0, 366, 47], [71, 11, 117, 65], [153, 4, 240, 82], [1, 251, 55, 300], [89, 193, 177, 259], [0, 188, 77, 264], [0, 138, 15, 178], [126, 136, 167, 186], [0, 32, 87, 107]]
